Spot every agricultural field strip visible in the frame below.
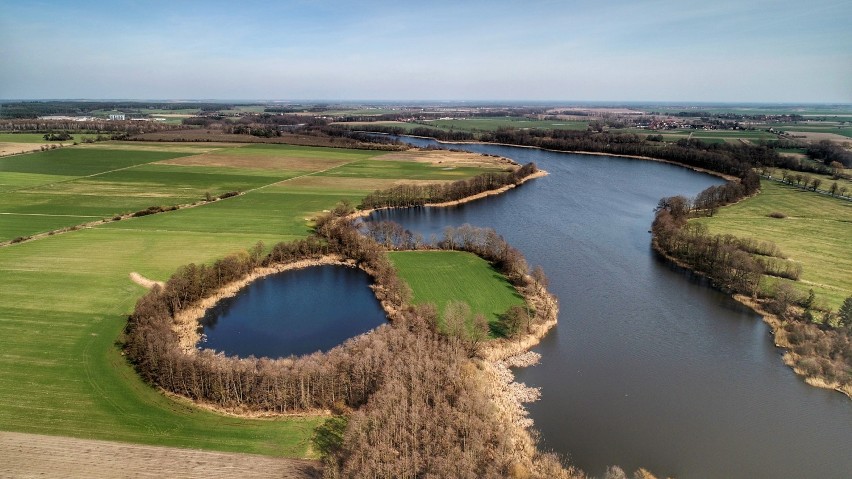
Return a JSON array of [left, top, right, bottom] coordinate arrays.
[[0, 431, 319, 479], [0, 212, 102, 217], [0, 150, 197, 194], [240, 158, 363, 193]]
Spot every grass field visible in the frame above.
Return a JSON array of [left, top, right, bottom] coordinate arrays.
[[777, 125, 852, 138], [0, 141, 498, 457], [0, 133, 60, 143], [694, 180, 852, 309], [388, 250, 525, 334]]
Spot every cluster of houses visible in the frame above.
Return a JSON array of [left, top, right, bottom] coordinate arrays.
[[37, 113, 164, 122]]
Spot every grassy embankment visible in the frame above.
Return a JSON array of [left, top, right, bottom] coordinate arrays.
[[388, 250, 526, 335], [0, 141, 504, 457], [693, 180, 851, 310]]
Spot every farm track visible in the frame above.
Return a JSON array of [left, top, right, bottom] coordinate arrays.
[[0, 431, 321, 479]]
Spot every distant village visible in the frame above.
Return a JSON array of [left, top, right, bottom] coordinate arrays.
[[37, 112, 166, 122]]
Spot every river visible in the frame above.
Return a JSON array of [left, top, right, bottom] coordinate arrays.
[[369, 137, 852, 478]]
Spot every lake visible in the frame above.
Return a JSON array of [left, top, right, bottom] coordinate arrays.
[[201, 264, 387, 358]]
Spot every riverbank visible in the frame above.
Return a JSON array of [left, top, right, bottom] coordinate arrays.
[[479, 278, 560, 362], [347, 165, 547, 220], [652, 237, 852, 400], [735, 295, 852, 399]]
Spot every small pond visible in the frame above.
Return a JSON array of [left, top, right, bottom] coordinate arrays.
[[200, 265, 387, 358]]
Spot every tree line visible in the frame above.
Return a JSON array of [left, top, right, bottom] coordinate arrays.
[[343, 124, 476, 142], [806, 140, 852, 168], [771, 168, 850, 198], [0, 101, 249, 119], [652, 173, 794, 295], [350, 122, 846, 180], [0, 118, 183, 135], [360, 162, 538, 209]]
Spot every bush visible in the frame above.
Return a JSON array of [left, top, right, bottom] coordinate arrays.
[[768, 211, 786, 219]]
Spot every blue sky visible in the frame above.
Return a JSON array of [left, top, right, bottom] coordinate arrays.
[[1, 0, 850, 102]]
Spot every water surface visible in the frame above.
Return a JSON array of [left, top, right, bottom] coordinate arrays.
[[201, 265, 386, 358], [372, 137, 852, 479]]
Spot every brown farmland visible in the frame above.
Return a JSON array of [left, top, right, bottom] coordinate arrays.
[[0, 431, 321, 479]]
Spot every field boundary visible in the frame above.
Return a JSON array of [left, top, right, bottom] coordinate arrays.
[[0, 431, 321, 479]]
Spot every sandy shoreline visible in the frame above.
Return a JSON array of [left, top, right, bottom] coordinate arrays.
[[346, 167, 548, 220]]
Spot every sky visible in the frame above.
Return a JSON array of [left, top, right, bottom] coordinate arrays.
[[1, 0, 850, 102]]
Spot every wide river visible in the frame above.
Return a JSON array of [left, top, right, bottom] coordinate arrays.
[[371, 137, 852, 479]]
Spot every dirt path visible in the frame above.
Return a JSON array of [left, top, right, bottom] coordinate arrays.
[[129, 272, 165, 289], [0, 431, 321, 479]]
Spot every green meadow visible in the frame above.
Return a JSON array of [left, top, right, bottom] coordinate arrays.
[[694, 180, 852, 309], [388, 250, 525, 334], [0, 141, 499, 456]]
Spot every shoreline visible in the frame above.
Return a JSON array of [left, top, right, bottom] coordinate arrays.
[[733, 295, 852, 400], [652, 239, 851, 400], [346, 167, 548, 220]]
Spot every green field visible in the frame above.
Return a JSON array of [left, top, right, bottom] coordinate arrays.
[[388, 250, 525, 334], [0, 133, 59, 144], [694, 180, 852, 309], [0, 144, 428, 241], [776, 125, 852, 138], [0, 141, 496, 456]]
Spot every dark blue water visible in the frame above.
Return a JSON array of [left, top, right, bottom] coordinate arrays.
[[372, 137, 852, 479], [200, 265, 386, 358]]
